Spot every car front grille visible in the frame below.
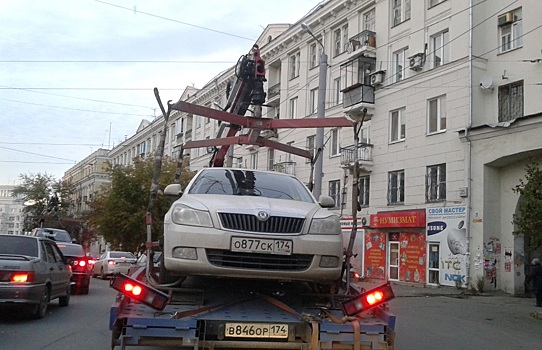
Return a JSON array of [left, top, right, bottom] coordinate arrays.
[[219, 213, 304, 233], [206, 249, 313, 271]]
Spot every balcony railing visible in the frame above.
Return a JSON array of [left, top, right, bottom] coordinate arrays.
[[342, 84, 374, 108], [347, 30, 376, 54], [340, 143, 373, 167], [273, 161, 296, 175], [268, 83, 281, 99], [184, 129, 192, 140]]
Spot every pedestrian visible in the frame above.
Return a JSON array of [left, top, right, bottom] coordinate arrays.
[[525, 258, 542, 307]]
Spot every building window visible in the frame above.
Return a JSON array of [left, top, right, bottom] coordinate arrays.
[[390, 108, 406, 143], [393, 47, 407, 83], [250, 152, 258, 169], [392, 0, 411, 26], [330, 128, 340, 156], [430, 30, 449, 68], [426, 164, 446, 202], [289, 97, 298, 119], [358, 176, 370, 207], [268, 149, 275, 171], [360, 126, 371, 144], [289, 52, 300, 79], [333, 24, 348, 57], [333, 77, 342, 105], [498, 81, 523, 122], [428, 0, 446, 8], [341, 57, 375, 89], [309, 88, 318, 114], [499, 9, 522, 53], [236, 157, 243, 168], [309, 43, 317, 69], [363, 9, 376, 31], [306, 135, 315, 163], [427, 95, 446, 133], [329, 180, 341, 209], [388, 170, 405, 205]]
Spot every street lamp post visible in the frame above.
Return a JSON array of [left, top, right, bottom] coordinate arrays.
[[302, 22, 327, 200]]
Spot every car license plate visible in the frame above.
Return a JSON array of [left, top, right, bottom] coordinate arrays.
[[225, 323, 288, 338], [231, 237, 292, 255]]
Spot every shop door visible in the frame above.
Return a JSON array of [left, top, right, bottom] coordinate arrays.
[[388, 241, 399, 281], [428, 242, 440, 285]]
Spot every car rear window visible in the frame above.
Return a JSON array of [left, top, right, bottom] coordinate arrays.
[[35, 229, 72, 242], [110, 252, 136, 259], [57, 244, 84, 256], [0, 236, 39, 257]]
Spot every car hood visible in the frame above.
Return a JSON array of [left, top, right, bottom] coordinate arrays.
[[177, 194, 333, 219]]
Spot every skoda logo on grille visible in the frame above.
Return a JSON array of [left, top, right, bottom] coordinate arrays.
[[256, 211, 270, 222]]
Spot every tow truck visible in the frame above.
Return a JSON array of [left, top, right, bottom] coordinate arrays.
[[109, 45, 396, 350]]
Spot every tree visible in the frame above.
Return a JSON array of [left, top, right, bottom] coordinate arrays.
[[12, 173, 75, 232], [512, 161, 542, 253], [87, 157, 195, 252]]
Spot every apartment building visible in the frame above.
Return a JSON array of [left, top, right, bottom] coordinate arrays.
[[68, 0, 541, 294], [0, 185, 25, 235]]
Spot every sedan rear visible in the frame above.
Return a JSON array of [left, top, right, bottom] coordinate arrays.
[[92, 251, 137, 279], [57, 243, 91, 294]]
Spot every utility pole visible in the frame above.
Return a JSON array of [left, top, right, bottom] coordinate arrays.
[[302, 23, 327, 199]]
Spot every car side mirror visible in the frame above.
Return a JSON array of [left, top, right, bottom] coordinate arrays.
[[318, 195, 335, 208], [164, 184, 183, 199]]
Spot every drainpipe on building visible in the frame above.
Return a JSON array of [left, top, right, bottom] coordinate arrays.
[[465, 0, 474, 288]]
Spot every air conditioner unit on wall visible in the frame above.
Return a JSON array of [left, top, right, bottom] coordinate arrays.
[[359, 215, 370, 228], [370, 70, 385, 86], [498, 12, 513, 26], [409, 53, 425, 71]]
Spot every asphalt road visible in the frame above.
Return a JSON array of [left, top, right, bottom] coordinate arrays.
[[1, 278, 540, 349]]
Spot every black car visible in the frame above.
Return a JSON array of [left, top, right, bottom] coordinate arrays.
[[30, 228, 76, 243], [56, 243, 91, 294], [0, 234, 72, 319]]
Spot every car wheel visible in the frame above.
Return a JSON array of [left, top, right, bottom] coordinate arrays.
[[33, 286, 50, 319], [159, 253, 185, 285], [100, 268, 107, 280], [59, 285, 71, 307]]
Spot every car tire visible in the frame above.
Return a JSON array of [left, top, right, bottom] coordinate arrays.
[[33, 286, 50, 319], [100, 268, 107, 280], [59, 285, 70, 307], [159, 253, 185, 285]]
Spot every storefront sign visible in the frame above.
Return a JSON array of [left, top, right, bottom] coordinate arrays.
[[370, 210, 426, 228]]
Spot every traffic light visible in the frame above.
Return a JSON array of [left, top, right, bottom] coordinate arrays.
[[341, 283, 395, 316], [111, 274, 170, 311]]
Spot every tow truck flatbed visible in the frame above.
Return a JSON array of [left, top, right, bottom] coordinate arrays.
[[110, 276, 395, 349]]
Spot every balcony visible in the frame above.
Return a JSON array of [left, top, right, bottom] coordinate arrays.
[[342, 84, 375, 119], [267, 83, 281, 107], [273, 161, 296, 176], [346, 30, 376, 58], [340, 143, 373, 172]]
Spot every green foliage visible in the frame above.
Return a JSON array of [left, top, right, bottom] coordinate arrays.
[[512, 161, 542, 252], [12, 173, 75, 232], [87, 157, 195, 252]]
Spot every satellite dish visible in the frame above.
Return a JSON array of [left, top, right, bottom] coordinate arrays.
[[23, 199, 37, 206], [479, 75, 493, 90]]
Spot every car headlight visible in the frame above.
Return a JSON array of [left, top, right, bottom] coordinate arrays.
[[309, 215, 341, 235], [171, 205, 213, 227]]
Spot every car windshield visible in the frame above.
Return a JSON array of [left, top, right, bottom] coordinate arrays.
[[35, 229, 71, 242], [188, 169, 314, 202], [110, 252, 136, 259], [0, 236, 39, 257], [57, 244, 84, 256]]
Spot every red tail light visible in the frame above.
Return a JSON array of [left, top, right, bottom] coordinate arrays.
[[12, 272, 34, 283], [341, 283, 395, 316], [108, 260, 116, 265], [111, 274, 169, 311]]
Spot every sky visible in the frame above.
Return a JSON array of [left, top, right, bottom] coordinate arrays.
[[0, 0, 321, 185]]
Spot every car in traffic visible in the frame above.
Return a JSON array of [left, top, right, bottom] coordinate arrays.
[[30, 227, 76, 243], [0, 234, 72, 319], [91, 251, 137, 279], [161, 168, 343, 288], [86, 252, 100, 266], [127, 251, 162, 276], [56, 243, 91, 294]]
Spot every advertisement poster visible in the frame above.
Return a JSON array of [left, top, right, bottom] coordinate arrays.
[[426, 206, 468, 287], [399, 232, 426, 284], [364, 232, 386, 280]]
